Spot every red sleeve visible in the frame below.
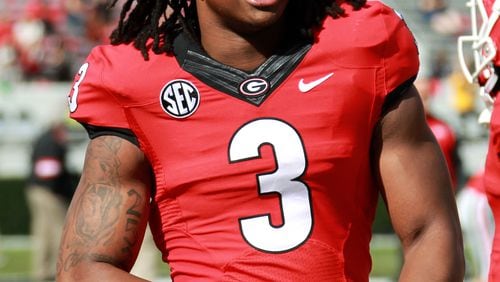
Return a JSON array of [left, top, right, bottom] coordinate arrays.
[[325, 1, 420, 96], [67, 46, 130, 130], [380, 5, 420, 94]]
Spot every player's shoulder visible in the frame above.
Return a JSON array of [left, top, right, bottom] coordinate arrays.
[[316, 0, 416, 67], [338, 0, 404, 23], [87, 42, 171, 68], [83, 42, 178, 94], [320, 0, 408, 42]]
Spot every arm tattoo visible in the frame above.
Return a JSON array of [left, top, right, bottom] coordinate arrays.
[[122, 189, 143, 254], [75, 137, 123, 244], [59, 137, 147, 273]]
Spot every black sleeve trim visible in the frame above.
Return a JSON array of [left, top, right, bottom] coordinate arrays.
[[381, 75, 417, 114], [82, 123, 139, 147], [81, 123, 156, 197]]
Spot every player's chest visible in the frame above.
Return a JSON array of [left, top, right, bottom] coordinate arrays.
[[125, 66, 379, 190], [123, 42, 383, 170]]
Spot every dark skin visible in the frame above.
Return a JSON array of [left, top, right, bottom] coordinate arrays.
[[372, 86, 464, 281], [57, 0, 465, 281], [57, 136, 151, 281], [196, 0, 289, 71]]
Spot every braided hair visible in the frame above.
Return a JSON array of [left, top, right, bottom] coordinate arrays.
[[108, 0, 367, 59]]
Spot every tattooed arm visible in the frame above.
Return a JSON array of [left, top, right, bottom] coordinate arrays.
[[57, 136, 153, 281]]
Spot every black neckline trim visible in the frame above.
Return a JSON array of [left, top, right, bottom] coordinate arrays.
[[173, 32, 312, 106]]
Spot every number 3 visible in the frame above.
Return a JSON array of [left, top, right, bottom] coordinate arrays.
[[229, 118, 313, 253], [68, 63, 89, 113]]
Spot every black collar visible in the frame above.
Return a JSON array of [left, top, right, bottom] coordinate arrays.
[[172, 32, 312, 106]]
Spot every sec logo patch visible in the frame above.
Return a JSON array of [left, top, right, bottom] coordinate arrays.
[[160, 79, 200, 118]]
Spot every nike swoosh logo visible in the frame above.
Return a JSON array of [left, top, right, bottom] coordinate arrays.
[[298, 72, 334, 93]]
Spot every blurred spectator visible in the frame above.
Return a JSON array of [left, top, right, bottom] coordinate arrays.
[[11, 0, 49, 80], [418, 0, 468, 36], [456, 170, 493, 282], [0, 0, 120, 82], [416, 77, 462, 190], [10, 1, 72, 81], [418, 0, 447, 23], [25, 122, 74, 281], [430, 9, 468, 36], [37, 28, 72, 81]]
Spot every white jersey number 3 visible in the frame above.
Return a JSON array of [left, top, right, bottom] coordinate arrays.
[[229, 118, 313, 253], [68, 63, 89, 113]]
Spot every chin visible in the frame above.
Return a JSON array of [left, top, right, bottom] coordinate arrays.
[[235, 11, 285, 34]]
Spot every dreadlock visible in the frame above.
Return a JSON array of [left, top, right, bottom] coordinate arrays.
[[108, 0, 367, 60]]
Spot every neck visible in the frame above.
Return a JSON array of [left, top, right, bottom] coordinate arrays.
[[197, 15, 287, 72]]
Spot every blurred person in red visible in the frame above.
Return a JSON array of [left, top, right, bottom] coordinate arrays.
[[11, 0, 72, 81], [458, 0, 500, 279], [11, 0, 47, 79], [415, 77, 462, 190]]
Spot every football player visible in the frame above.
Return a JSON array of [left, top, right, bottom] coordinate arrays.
[[57, 0, 464, 281], [458, 0, 500, 280]]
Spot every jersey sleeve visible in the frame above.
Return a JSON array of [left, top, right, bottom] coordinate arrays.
[[380, 6, 420, 95], [68, 46, 130, 130]]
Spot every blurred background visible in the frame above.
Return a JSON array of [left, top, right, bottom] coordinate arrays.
[[0, 0, 117, 244], [0, 0, 490, 281]]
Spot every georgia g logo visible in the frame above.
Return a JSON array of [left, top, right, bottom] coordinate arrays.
[[239, 77, 269, 96], [160, 79, 200, 119]]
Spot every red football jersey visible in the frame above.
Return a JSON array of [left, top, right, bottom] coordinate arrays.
[[68, 1, 419, 281], [487, 97, 500, 281]]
